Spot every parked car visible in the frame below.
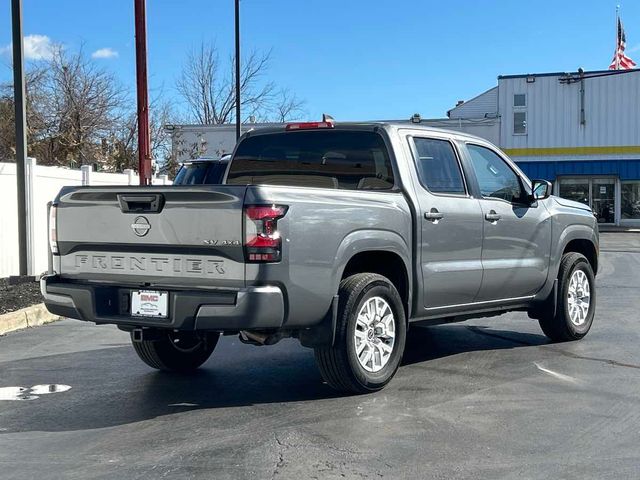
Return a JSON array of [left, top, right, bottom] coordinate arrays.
[[41, 121, 598, 394], [172, 155, 231, 185]]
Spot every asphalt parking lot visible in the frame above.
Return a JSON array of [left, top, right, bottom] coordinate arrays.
[[1, 232, 639, 480]]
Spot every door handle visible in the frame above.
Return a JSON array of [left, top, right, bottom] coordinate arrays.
[[424, 208, 444, 222], [485, 210, 501, 222], [118, 194, 165, 213]]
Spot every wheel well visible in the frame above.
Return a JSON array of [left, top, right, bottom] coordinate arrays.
[[342, 251, 409, 316], [564, 239, 598, 274]]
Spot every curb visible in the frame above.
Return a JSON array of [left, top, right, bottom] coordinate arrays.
[[599, 228, 640, 233], [0, 304, 60, 336]]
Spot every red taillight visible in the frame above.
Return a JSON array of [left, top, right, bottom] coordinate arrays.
[[49, 205, 58, 255], [285, 121, 335, 131], [244, 205, 288, 262]]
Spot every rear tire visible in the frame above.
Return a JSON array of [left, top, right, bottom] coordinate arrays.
[[131, 331, 219, 372], [538, 252, 596, 342], [314, 273, 406, 394]]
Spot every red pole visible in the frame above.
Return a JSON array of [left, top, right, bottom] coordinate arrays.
[[134, 0, 152, 185]]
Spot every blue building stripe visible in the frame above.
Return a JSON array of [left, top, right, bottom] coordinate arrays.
[[516, 159, 640, 181]]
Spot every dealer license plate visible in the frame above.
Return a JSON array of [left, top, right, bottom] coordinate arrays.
[[131, 290, 168, 318]]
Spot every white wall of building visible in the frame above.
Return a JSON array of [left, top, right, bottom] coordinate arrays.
[[422, 118, 501, 146], [448, 87, 498, 119], [498, 70, 640, 162]]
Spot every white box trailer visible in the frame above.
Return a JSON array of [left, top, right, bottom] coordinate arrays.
[[167, 123, 283, 163]]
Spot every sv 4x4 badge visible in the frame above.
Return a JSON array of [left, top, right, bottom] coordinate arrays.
[[203, 239, 241, 246]]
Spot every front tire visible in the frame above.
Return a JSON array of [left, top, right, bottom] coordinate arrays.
[[538, 252, 596, 342], [131, 331, 219, 372], [314, 273, 407, 394]]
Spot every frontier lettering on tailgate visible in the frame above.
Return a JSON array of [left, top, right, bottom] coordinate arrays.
[[74, 254, 226, 275]]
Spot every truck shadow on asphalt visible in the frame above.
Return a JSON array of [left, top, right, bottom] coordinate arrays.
[[0, 325, 549, 433], [402, 324, 547, 367]]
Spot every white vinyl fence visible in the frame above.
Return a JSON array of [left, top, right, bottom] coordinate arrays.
[[0, 159, 170, 278]]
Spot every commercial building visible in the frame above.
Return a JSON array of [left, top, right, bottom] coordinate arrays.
[[444, 69, 640, 226]]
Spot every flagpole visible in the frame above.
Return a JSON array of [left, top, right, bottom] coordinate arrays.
[[615, 5, 620, 70]]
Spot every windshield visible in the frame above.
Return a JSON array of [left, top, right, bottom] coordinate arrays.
[[226, 130, 394, 190]]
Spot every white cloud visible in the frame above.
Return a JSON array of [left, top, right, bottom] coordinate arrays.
[[91, 48, 118, 59], [0, 34, 54, 60], [24, 34, 54, 60]]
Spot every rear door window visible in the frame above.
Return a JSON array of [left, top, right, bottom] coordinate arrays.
[[226, 130, 394, 190], [411, 138, 466, 195]]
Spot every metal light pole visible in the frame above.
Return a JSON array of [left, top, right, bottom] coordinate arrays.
[[235, 0, 241, 141], [11, 0, 28, 276], [134, 0, 152, 185]]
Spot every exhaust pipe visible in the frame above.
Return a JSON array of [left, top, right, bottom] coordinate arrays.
[[239, 330, 287, 346]]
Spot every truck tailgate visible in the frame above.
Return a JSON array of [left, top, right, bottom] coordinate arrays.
[[54, 185, 247, 288]]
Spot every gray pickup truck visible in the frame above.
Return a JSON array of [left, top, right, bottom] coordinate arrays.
[[42, 121, 598, 394]]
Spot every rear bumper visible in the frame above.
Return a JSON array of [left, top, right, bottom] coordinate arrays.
[[40, 274, 285, 331]]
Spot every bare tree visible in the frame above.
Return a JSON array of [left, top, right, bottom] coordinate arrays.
[[108, 93, 177, 174], [176, 42, 276, 125], [39, 46, 127, 166], [1, 40, 303, 172], [271, 88, 306, 122], [108, 112, 137, 172], [1, 47, 178, 172], [0, 65, 49, 160], [0, 96, 14, 160]]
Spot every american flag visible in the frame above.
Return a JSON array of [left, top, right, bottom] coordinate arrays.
[[609, 17, 636, 70]]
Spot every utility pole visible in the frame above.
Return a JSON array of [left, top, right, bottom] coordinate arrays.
[[134, 0, 152, 185], [235, 0, 241, 141], [11, 0, 28, 276]]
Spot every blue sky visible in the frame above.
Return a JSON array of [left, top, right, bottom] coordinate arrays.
[[1, 0, 638, 121]]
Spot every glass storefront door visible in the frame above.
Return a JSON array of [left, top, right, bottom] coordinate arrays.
[[558, 177, 617, 224], [592, 178, 615, 224]]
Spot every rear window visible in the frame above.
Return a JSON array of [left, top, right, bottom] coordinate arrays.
[[226, 130, 394, 190], [174, 162, 228, 185]]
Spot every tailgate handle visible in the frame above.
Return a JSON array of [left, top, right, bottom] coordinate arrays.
[[118, 194, 165, 213]]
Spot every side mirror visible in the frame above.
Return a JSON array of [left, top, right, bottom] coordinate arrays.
[[531, 179, 552, 201]]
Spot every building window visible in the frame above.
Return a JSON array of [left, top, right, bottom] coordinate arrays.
[[621, 182, 640, 220], [513, 94, 526, 107], [513, 111, 527, 135]]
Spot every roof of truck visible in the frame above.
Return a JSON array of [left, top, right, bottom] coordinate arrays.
[[180, 155, 231, 164], [242, 121, 492, 144]]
